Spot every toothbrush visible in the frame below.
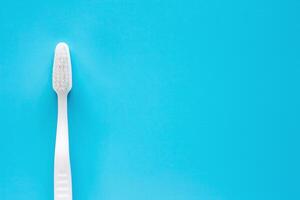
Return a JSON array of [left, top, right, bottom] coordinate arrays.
[[53, 42, 73, 200]]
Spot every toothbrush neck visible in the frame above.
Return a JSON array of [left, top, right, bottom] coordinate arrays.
[[57, 94, 68, 129], [58, 94, 68, 110], [56, 94, 70, 155]]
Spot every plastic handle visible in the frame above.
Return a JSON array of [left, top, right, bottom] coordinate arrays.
[[54, 95, 72, 200]]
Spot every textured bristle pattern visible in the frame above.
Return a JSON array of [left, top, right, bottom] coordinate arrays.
[[53, 43, 72, 94]]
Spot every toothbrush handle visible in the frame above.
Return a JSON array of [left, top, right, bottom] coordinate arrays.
[[54, 96, 72, 200]]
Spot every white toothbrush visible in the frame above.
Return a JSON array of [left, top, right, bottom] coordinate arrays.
[[53, 42, 73, 200]]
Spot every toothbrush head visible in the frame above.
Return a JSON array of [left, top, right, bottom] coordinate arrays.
[[52, 42, 72, 95]]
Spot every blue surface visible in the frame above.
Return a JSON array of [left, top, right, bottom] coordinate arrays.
[[0, 0, 300, 199]]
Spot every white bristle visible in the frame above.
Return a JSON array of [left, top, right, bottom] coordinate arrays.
[[52, 42, 72, 94]]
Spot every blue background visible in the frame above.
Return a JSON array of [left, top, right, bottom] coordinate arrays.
[[0, 0, 299, 199]]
